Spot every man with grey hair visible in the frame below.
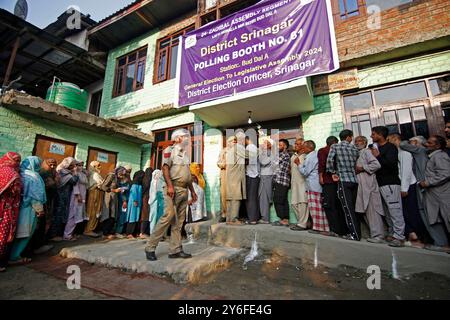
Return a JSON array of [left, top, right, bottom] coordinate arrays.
[[145, 128, 197, 261], [401, 135, 449, 251], [225, 131, 248, 225]]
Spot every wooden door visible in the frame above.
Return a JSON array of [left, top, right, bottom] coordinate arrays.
[[33, 135, 76, 165], [87, 147, 118, 178]]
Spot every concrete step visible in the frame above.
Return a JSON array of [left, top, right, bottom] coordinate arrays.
[[187, 222, 450, 278], [60, 239, 242, 284]]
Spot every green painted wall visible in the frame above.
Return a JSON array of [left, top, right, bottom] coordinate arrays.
[[358, 51, 450, 89], [302, 93, 344, 149], [100, 29, 180, 119], [0, 107, 142, 172]]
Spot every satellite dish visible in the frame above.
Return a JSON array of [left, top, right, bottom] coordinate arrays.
[[14, 0, 28, 20]]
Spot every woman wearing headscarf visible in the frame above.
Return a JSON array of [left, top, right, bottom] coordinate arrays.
[[148, 169, 165, 235], [30, 158, 57, 254], [99, 166, 126, 239], [48, 157, 79, 242], [84, 161, 104, 237], [188, 175, 207, 223], [139, 167, 153, 239], [9, 156, 46, 264], [63, 160, 88, 241], [125, 170, 145, 239], [0, 152, 22, 272], [115, 167, 131, 236], [190, 163, 206, 190]]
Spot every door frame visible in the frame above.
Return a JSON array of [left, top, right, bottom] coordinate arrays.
[[86, 146, 118, 170], [32, 134, 77, 159]]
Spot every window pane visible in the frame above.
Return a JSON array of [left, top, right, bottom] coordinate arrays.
[[160, 39, 170, 49], [397, 108, 411, 124], [399, 123, 414, 140], [155, 131, 166, 143], [429, 76, 450, 96], [115, 68, 124, 95], [365, 0, 413, 11], [118, 57, 126, 66], [360, 120, 372, 141], [343, 92, 373, 111], [411, 106, 426, 121], [139, 48, 147, 59], [386, 125, 399, 135], [414, 121, 429, 139], [375, 82, 428, 105], [352, 122, 359, 137], [170, 44, 179, 79], [136, 62, 145, 88], [442, 102, 450, 123], [346, 0, 358, 12], [384, 111, 397, 125], [128, 52, 137, 63], [125, 64, 136, 93], [157, 50, 167, 81]]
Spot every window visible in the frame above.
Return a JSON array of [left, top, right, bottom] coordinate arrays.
[[338, 0, 360, 20], [113, 47, 147, 97], [382, 106, 429, 140], [343, 91, 373, 111], [351, 114, 373, 142], [365, 0, 413, 11], [89, 90, 102, 116], [154, 26, 195, 84], [374, 82, 428, 106], [429, 76, 450, 97], [441, 102, 450, 124]]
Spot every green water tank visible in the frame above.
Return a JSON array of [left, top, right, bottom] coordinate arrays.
[[46, 82, 88, 112]]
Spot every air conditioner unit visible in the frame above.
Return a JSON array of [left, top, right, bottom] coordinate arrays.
[[205, 0, 218, 10]]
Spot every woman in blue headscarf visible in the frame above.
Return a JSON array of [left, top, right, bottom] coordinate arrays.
[[9, 156, 46, 264]]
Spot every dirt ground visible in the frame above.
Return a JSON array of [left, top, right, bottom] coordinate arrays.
[[191, 252, 450, 300]]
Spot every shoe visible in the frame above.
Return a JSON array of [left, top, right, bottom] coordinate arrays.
[[33, 244, 54, 255], [367, 237, 386, 244], [388, 239, 405, 247], [145, 251, 157, 261], [83, 231, 100, 238], [49, 237, 63, 242], [258, 220, 270, 224], [290, 225, 307, 231], [218, 217, 226, 223], [168, 251, 192, 259], [115, 234, 125, 239], [308, 229, 321, 234]]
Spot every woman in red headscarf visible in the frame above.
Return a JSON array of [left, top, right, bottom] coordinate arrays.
[[0, 152, 22, 272]]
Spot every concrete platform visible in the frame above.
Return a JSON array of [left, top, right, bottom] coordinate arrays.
[[187, 222, 450, 278], [60, 239, 242, 284]]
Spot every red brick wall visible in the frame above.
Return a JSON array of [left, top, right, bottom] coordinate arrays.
[[333, 0, 450, 63]]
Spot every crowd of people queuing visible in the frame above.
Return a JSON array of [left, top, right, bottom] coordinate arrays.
[[1, 123, 449, 271], [218, 123, 450, 252], [0, 150, 208, 272]]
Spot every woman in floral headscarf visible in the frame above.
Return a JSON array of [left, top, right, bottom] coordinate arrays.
[[48, 157, 78, 242], [0, 152, 22, 272], [9, 156, 46, 264]]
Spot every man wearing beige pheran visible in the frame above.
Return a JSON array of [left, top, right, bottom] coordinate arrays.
[[217, 136, 236, 223]]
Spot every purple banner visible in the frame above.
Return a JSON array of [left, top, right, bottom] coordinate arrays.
[[178, 0, 339, 107]]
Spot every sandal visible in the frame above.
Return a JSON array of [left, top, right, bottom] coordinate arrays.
[[272, 221, 283, 226], [9, 257, 32, 265]]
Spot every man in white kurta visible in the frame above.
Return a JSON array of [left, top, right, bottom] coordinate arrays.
[[290, 138, 309, 231]]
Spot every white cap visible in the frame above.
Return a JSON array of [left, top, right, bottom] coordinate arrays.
[[171, 128, 190, 141]]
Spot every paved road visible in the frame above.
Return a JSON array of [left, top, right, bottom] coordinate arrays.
[[1, 237, 449, 300]]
